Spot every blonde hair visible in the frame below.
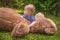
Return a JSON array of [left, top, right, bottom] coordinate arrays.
[[24, 4, 35, 13]]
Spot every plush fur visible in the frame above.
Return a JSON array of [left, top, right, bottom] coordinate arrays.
[[11, 21, 30, 38], [0, 8, 30, 31], [29, 13, 57, 35]]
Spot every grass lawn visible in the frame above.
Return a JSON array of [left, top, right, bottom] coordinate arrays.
[[0, 12, 60, 40]]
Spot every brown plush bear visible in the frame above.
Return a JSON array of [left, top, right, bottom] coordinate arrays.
[[11, 21, 30, 38], [29, 12, 57, 35], [0, 8, 30, 31]]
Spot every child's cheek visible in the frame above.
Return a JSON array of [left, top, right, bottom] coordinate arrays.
[[24, 10, 27, 13]]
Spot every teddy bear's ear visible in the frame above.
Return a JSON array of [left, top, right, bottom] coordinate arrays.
[[35, 12, 45, 20]]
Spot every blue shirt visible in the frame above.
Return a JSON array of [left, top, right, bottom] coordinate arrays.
[[23, 15, 35, 23]]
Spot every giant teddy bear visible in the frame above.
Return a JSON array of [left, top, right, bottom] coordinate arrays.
[[0, 8, 57, 38]]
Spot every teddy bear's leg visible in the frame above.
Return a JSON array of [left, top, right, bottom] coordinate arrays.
[[11, 21, 30, 38]]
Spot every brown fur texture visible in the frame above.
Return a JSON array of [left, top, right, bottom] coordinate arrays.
[[0, 8, 30, 31], [11, 21, 30, 38], [29, 13, 57, 35]]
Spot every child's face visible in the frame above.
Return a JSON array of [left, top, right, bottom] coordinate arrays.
[[24, 9, 32, 17]]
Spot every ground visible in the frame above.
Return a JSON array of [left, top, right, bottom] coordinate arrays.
[[0, 10, 60, 40]]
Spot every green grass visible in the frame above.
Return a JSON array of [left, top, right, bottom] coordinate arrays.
[[0, 13, 60, 40]]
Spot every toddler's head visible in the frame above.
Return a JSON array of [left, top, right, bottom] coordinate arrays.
[[24, 4, 35, 17]]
